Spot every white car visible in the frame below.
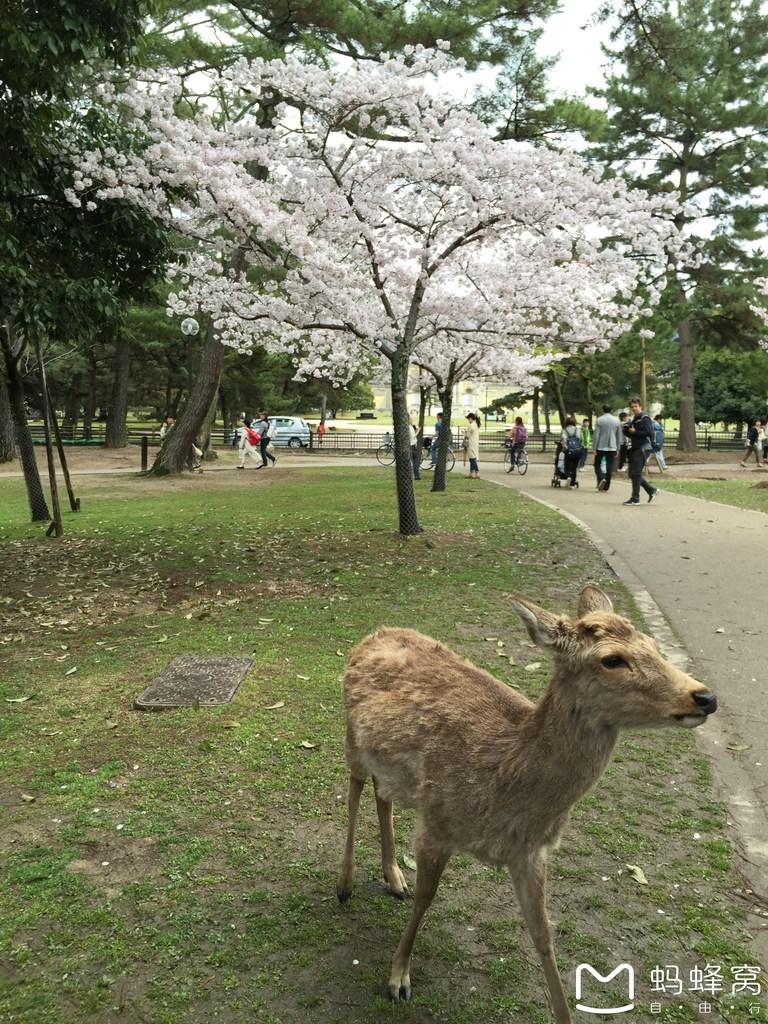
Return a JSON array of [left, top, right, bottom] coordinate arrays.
[[267, 416, 311, 448]]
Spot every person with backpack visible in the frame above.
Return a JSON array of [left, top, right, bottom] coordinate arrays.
[[650, 414, 668, 471], [505, 416, 528, 468], [237, 417, 263, 469], [560, 416, 583, 489], [255, 412, 277, 469], [622, 397, 658, 505]]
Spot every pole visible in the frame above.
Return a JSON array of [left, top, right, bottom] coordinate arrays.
[[141, 434, 149, 472], [34, 338, 63, 537], [46, 382, 80, 511]]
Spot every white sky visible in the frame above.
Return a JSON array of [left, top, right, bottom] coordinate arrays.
[[539, 0, 611, 94]]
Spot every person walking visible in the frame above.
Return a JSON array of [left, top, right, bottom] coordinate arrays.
[[592, 404, 622, 492], [560, 416, 584, 489], [316, 420, 326, 446], [255, 412, 277, 468], [617, 412, 629, 471], [579, 418, 591, 469], [649, 414, 668, 471], [464, 412, 481, 479], [237, 417, 263, 469], [740, 419, 761, 467], [623, 397, 657, 505], [761, 419, 768, 465]]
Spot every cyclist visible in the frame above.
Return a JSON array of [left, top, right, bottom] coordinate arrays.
[[505, 417, 528, 467]]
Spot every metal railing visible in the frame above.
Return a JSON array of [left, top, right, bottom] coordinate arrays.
[[24, 424, 751, 451]]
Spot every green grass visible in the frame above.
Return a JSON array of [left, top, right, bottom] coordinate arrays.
[[0, 469, 763, 1024], [660, 476, 768, 514]]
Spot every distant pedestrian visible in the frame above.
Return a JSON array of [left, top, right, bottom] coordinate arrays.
[[579, 419, 591, 469], [159, 415, 174, 443], [560, 416, 584, 489], [237, 417, 263, 469], [505, 416, 528, 468], [762, 419, 768, 465], [592, 404, 622, 492], [740, 419, 761, 467], [429, 412, 446, 468], [464, 412, 481, 479], [649, 415, 668, 471], [255, 412, 277, 468], [317, 420, 326, 446], [622, 398, 657, 505], [409, 417, 421, 479], [618, 412, 629, 471]]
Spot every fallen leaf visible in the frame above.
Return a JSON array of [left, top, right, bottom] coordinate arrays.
[[265, 701, 285, 710], [221, 720, 241, 729], [21, 793, 35, 803], [154, 635, 169, 644], [105, 721, 118, 730], [524, 662, 542, 672], [65, 666, 78, 676], [714, 628, 725, 634], [5, 695, 34, 703], [296, 674, 310, 681], [299, 740, 317, 749], [727, 743, 751, 752], [626, 864, 649, 885], [258, 618, 274, 624], [403, 855, 417, 871]]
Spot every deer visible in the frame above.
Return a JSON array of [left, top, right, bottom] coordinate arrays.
[[336, 585, 717, 1023]]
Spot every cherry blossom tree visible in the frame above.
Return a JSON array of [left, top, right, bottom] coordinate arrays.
[[74, 47, 685, 533]]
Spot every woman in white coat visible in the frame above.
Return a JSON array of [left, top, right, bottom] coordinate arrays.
[[464, 412, 481, 479]]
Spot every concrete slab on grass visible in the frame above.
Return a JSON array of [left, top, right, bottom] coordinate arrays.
[[135, 656, 253, 710]]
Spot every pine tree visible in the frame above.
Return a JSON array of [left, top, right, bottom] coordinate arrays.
[[591, 0, 768, 448]]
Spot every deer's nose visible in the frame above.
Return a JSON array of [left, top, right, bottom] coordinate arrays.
[[692, 691, 718, 715]]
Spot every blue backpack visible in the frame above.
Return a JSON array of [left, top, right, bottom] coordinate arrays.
[[565, 430, 583, 454]]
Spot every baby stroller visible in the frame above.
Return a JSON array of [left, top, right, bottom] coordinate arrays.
[[551, 442, 569, 488]]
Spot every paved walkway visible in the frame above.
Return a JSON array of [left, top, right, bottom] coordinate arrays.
[[483, 459, 768, 952]]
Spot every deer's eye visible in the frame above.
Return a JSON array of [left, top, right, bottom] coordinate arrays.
[[601, 655, 627, 669]]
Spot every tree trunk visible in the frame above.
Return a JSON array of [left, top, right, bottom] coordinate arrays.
[[391, 348, 422, 535], [531, 386, 540, 436], [0, 367, 16, 462], [105, 336, 131, 448], [547, 371, 566, 427], [62, 374, 81, 438], [200, 388, 220, 461], [544, 390, 551, 433], [677, 315, 696, 450], [83, 353, 97, 440], [1, 327, 50, 521], [431, 382, 453, 494], [417, 384, 429, 444], [151, 322, 225, 475], [319, 393, 327, 425]]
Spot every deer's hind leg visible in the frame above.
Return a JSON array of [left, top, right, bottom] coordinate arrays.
[[373, 776, 409, 899]]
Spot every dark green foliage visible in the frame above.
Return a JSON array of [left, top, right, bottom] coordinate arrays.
[[590, 0, 768, 444]]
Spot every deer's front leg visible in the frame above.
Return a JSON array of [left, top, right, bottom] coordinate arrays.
[[388, 843, 449, 1002], [509, 852, 572, 1024]]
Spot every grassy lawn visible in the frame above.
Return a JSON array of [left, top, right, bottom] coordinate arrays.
[[0, 469, 763, 1024], [660, 476, 768, 514]]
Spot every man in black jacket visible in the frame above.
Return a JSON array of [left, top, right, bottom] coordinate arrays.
[[623, 398, 658, 505]]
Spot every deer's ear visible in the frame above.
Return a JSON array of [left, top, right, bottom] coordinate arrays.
[[577, 585, 613, 617], [510, 595, 563, 649]]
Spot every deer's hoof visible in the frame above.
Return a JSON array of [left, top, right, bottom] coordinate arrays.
[[388, 966, 412, 1002], [336, 885, 352, 904]]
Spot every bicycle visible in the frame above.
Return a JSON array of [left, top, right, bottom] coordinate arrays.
[[376, 442, 395, 466], [421, 443, 455, 472], [504, 445, 528, 475]]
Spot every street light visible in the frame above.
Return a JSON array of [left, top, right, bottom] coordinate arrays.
[[180, 317, 200, 336]]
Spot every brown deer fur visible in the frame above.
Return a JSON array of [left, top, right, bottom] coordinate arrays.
[[336, 585, 717, 1023]]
